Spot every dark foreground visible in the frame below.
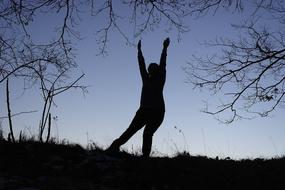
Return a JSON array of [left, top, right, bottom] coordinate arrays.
[[0, 141, 284, 190]]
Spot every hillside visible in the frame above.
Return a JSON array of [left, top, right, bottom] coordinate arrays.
[[0, 140, 284, 190]]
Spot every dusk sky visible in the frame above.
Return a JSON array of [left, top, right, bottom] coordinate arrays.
[[1, 1, 284, 159]]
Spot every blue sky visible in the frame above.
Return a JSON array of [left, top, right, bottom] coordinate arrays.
[[0, 1, 284, 159]]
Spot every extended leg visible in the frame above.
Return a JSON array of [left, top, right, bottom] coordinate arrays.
[[108, 110, 146, 151]]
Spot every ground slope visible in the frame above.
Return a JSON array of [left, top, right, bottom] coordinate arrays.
[[0, 141, 284, 190]]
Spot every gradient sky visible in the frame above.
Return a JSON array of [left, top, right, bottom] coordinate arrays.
[[1, 1, 284, 159]]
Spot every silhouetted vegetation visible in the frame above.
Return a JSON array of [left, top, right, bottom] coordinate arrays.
[[5, 78, 15, 143], [1, 139, 285, 189], [186, 0, 285, 122]]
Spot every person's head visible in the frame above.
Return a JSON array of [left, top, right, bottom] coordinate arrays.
[[148, 63, 159, 77]]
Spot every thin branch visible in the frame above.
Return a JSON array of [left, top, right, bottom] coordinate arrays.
[[0, 110, 38, 119], [6, 78, 15, 142]]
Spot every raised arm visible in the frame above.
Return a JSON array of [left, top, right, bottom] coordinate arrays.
[[159, 38, 170, 69], [138, 40, 148, 82]]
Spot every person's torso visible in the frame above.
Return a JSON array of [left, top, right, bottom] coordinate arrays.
[[140, 69, 166, 111]]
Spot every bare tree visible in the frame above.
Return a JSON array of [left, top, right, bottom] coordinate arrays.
[[0, 0, 195, 75], [186, 0, 285, 123], [0, 0, 79, 84], [0, 0, 230, 130], [0, 1, 88, 140], [37, 71, 86, 142], [3, 0, 275, 127], [0, 0, 244, 79], [6, 78, 15, 142], [93, 0, 194, 54]]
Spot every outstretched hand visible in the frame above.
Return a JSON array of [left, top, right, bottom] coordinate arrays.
[[163, 38, 170, 48], [138, 40, 141, 50]]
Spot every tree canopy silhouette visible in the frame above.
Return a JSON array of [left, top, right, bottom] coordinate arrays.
[[186, 0, 285, 123], [2, 0, 283, 125], [0, 0, 244, 84]]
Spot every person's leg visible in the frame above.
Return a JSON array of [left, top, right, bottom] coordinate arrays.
[[142, 111, 164, 157], [108, 109, 146, 151]]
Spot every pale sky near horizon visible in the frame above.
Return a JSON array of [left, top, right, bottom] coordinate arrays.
[[1, 1, 284, 159]]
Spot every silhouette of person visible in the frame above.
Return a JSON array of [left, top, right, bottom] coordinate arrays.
[[108, 38, 170, 157]]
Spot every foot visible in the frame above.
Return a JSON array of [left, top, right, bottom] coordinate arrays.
[[105, 141, 120, 154]]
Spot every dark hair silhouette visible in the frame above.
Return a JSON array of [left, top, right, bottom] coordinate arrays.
[[148, 63, 159, 77], [107, 38, 170, 157]]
